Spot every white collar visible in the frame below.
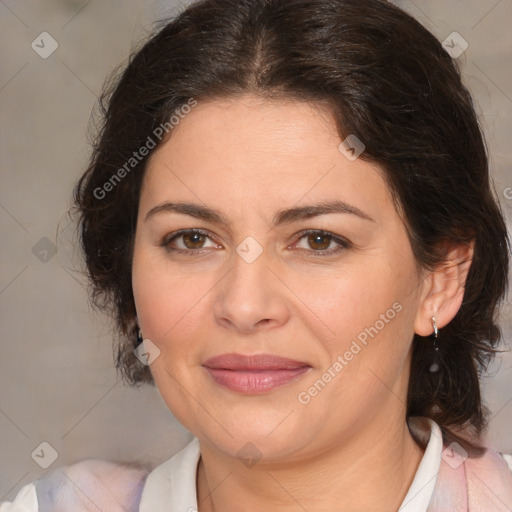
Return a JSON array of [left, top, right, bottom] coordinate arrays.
[[139, 436, 201, 512], [399, 417, 443, 511], [139, 417, 442, 512]]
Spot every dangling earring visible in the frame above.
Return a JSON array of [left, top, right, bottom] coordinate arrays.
[[429, 316, 441, 373]]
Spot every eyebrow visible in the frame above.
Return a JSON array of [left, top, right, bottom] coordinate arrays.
[[144, 199, 375, 227]]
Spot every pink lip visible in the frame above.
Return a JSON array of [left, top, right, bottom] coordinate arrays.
[[202, 353, 311, 394]]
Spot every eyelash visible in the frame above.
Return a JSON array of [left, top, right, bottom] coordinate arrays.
[[160, 229, 351, 257]]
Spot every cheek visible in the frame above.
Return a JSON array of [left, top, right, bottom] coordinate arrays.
[[305, 258, 414, 335], [131, 248, 212, 429], [131, 245, 218, 364], [133, 241, 189, 335], [307, 253, 419, 377], [299, 279, 418, 424]]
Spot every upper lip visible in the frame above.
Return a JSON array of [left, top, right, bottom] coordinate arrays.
[[202, 353, 310, 371]]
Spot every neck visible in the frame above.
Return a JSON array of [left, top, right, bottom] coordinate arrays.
[[196, 414, 426, 512]]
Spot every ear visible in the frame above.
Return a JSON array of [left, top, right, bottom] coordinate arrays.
[[414, 239, 475, 336]]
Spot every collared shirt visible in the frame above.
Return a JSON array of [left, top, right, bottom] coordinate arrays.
[[1, 418, 511, 511], [138, 417, 444, 511]]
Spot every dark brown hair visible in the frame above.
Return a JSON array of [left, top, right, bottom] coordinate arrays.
[[72, 0, 510, 450]]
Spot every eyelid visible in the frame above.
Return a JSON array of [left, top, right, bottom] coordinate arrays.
[[290, 229, 352, 254], [161, 228, 351, 255], [161, 228, 218, 249]]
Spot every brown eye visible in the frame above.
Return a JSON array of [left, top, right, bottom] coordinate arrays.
[[161, 229, 218, 254], [182, 232, 206, 249], [293, 230, 351, 256], [307, 233, 332, 251]]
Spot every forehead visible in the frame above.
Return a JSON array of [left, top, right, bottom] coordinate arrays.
[[141, 94, 392, 222]]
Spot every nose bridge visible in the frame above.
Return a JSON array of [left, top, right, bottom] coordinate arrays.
[[213, 236, 288, 332]]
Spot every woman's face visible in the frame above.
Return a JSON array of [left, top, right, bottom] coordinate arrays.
[[132, 94, 427, 462]]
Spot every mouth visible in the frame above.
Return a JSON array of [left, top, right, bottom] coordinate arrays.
[[202, 353, 312, 394]]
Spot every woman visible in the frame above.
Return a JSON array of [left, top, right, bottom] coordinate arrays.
[[2, 0, 511, 510]]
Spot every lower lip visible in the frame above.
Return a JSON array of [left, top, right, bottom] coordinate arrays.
[[204, 367, 311, 394]]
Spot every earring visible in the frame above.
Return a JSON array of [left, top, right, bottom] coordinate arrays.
[[429, 316, 441, 373], [135, 328, 143, 347]]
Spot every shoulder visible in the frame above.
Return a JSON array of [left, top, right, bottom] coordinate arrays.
[[463, 447, 512, 508], [1, 459, 151, 512], [465, 446, 512, 476], [36, 458, 151, 511]]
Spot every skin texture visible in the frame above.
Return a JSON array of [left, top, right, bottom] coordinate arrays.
[[132, 94, 474, 512]]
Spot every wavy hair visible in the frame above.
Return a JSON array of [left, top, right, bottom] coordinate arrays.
[[72, 0, 510, 451]]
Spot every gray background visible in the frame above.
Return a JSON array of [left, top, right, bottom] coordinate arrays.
[[1, 0, 511, 501]]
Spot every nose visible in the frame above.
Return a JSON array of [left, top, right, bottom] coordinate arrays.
[[213, 248, 290, 334]]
